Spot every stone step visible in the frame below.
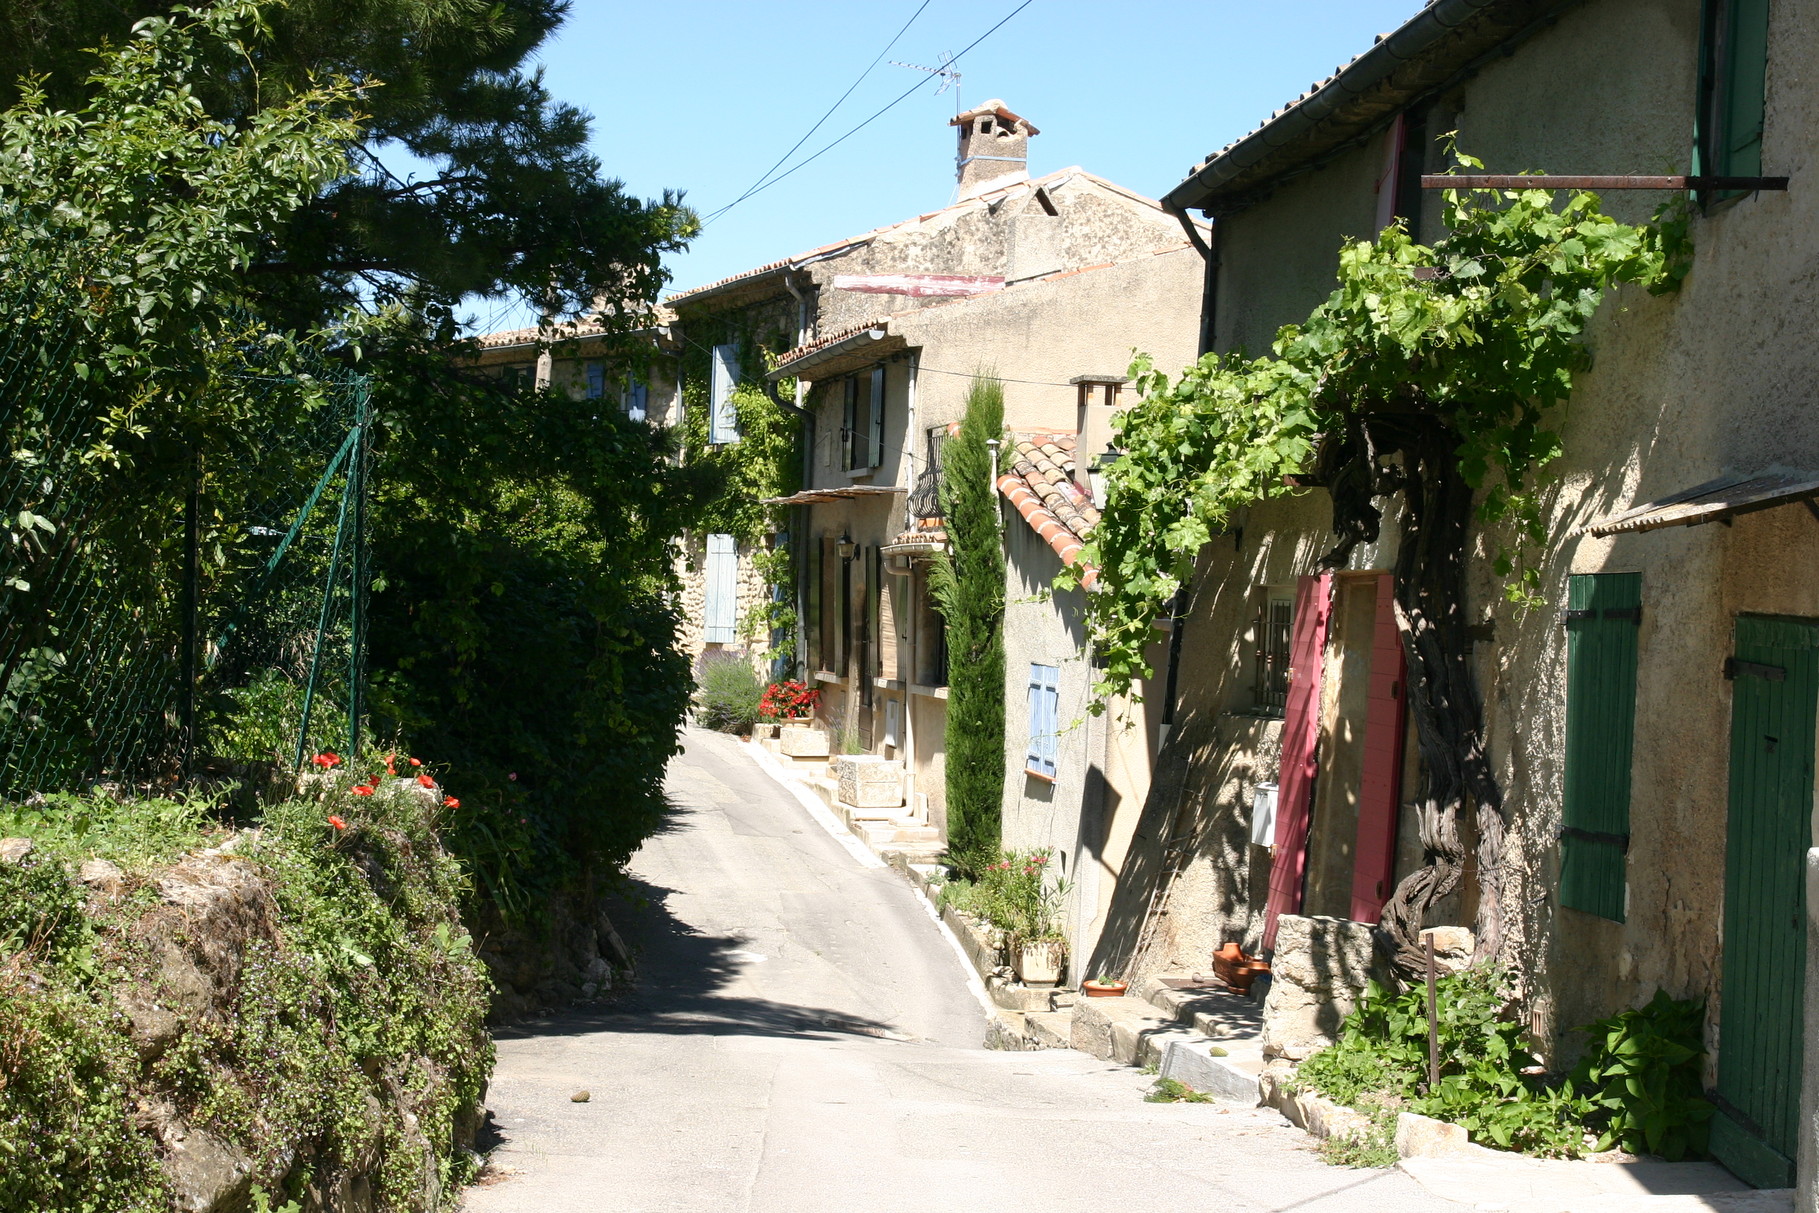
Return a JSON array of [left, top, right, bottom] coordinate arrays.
[[1027, 1010, 1073, 1049], [1135, 971, 1266, 1040], [1159, 1035, 1266, 1104], [1068, 995, 1179, 1064]]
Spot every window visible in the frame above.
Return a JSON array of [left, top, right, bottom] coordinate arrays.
[[621, 378, 648, 422], [842, 365, 886, 471], [1252, 595, 1293, 716], [1698, 0, 1770, 203], [502, 363, 534, 390], [914, 567, 948, 687], [709, 343, 739, 444], [1026, 663, 1060, 780], [703, 533, 738, 644], [584, 361, 606, 400], [1560, 572, 1642, 921], [818, 534, 845, 674]]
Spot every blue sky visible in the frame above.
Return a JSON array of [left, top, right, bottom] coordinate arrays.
[[469, 0, 1427, 332]]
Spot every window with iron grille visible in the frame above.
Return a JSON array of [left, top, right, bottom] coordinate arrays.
[[1253, 596, 1293, 715]]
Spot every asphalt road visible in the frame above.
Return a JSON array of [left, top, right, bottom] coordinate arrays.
[[462, 727, 1465, 1213]]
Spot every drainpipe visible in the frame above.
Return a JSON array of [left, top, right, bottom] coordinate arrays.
[[781, 268, 816, 680], [901, 353, 920, 816]]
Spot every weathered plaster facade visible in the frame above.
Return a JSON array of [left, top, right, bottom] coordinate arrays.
[[1135, 0, 1816, 1188]]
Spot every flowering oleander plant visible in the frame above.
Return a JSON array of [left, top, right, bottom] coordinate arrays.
[[758, 679, 820, 720]]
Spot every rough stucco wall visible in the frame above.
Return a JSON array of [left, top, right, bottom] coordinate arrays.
[[807, 175, 1190, 336], [895, 244, 1204, 440], [1000, 514, 1159, 983], [1182, 0, 1819, 1091]]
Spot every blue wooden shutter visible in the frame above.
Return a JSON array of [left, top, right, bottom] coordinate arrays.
[[1560, 572, 1642, 921], [841, 377, 857, 470], [709, 344, 739, 444], [1027, 664, 1059, 778], [868, 365, 886, 470], [623, 378, 647, 422], [704, 533, 738, 643], [585, 361, 606, 399]]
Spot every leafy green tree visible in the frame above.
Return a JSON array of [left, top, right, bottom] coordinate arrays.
[[931, 377, 1006, 873], [0, 0, 696, 325]]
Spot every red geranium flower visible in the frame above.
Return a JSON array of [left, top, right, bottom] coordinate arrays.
[[351, 786, 374, 797], [327, 815, 346, 830]]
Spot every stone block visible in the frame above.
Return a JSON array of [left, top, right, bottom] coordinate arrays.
[[1070, 995, 1175, 1063], [1418, 926, 1476, 974], [777, 726, 829, 757], [833, 755, 903, 808], [1160, 1037, 1266, 1104], [0, 837, 31, 864], [1262, 914, 1388, 1060], [1395, 1111, 1472, 1158]]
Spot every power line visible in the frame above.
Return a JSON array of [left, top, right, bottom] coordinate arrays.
[[703, 0, 1035, 224], [705, 1, 932, 226]]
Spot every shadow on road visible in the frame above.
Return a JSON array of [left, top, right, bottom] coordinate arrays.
[[491, 874, 904, 1046]]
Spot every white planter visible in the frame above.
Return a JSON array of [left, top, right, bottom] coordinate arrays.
[[1014, 939, 1065, 988]]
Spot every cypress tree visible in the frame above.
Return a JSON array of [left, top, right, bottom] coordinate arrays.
[[931, 377, 1006, 874]]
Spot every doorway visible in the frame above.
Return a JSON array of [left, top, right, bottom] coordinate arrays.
[[1711, 614, 1814, 1188]]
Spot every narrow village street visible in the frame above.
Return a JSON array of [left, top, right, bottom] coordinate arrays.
[[462, 729, 1464, 1213]]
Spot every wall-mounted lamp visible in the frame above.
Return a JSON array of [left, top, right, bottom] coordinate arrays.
[[836, 530, 856, 562], [1087, 445, 1123, 511]]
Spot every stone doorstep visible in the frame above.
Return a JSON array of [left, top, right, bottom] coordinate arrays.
[[986, 974, 1067, 1013], [1069, 996, 1177, 1064], [1159, 1037, 1269, 1104]]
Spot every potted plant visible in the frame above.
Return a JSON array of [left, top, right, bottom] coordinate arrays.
[[1012, 933, 1066, 987], [997, 850, 1069, 987], [759, 679, 820, 724], [1083, 974, 1129, 998], [1212, 941, 1270, 994]]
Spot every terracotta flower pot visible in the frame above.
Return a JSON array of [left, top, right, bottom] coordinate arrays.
[[1212, 942, 1270, 994], [1082, 978, 1128, 998]]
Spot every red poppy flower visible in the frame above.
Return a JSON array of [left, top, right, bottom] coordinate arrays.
[[351, 786, 374, 797], [408, 758, 422, 768], [384, 753, 398, 775], [366, 774, 381, 787], [327, 815, 347, 829], [312, 752, 341, 769], [443, 796, 460, 808], [416, 773, 435, 788]]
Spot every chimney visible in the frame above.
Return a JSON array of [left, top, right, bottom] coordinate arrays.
[[950, 100, 1038, 196], [1072, 375, 1127, 502]]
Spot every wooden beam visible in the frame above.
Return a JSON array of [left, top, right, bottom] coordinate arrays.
[[1421, 174, 1789, 191]]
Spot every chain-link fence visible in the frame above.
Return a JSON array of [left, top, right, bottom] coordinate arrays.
[[0, 281, 371, 800]]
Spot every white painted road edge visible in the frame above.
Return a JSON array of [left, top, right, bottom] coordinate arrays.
[[734, 736, 998, 1023]]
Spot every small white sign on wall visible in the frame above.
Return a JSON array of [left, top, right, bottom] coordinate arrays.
[[1251, 782, 1279, 849], [883, 698, 901, 751]]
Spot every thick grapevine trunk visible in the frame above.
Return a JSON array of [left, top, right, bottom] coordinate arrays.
[[1318, 414, 1504, 983]]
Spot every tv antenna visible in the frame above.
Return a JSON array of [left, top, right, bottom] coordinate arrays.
[[891, 52, 962, 112]]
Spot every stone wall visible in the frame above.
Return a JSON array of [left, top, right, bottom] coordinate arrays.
[[675, 531, 776, 668]]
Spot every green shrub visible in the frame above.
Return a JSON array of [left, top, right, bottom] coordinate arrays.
[[695, 653, 764, 734], [937, 849, 1067, 944], [1297, 967, 1593, 1158], [1571, 990, 1713, 1160], [0, 777, 491, 1212]]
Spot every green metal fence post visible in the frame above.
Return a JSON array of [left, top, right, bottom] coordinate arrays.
[[292, 467, 353, 771], [346, 376, 369, 757]]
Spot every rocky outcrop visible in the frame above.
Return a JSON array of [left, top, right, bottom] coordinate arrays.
[[472, 885, 634, 1024]]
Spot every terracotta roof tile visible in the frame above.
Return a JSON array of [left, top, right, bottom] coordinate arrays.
[[998, 433, 1100, 588]]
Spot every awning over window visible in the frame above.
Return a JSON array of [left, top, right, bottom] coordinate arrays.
[[1578, 470, 1819, 537], [761, 485, 905, 506]]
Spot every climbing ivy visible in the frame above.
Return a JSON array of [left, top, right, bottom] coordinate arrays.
[[1066, 151, 1690, 972], [675, 312, 804, 662]]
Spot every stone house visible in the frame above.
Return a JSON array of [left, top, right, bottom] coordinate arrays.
[[1101, 0, 1815, 1193], [658, 100, 1203, 679]]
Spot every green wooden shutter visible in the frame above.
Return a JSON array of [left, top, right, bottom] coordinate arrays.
[[1560, 572, 1642, 921], [1698, 0, 1770, 187]]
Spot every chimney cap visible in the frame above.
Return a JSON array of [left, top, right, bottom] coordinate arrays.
[[950, 99, 1039, 136]]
